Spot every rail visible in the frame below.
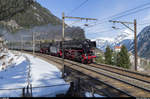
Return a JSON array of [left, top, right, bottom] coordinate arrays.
[[12, 51, 150, 97], [34, 52, 150, 97]]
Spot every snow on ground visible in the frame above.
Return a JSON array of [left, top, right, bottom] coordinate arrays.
[[24, 53, 70, 97], [0, 49, 18, 70], [137, 66, 144, 72], [85, 92, 104, 97], [0, 50, 70, 97]]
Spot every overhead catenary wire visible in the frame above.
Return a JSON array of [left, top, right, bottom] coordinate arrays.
[[85, 27, 128, 40], [65, 1, 150, 39], [85, 17, 150, 33], [110, 2, 150, 20], [82, 1, 150, 29], [85, 21, 126, 32], [85, 21, 149, 33], [68, 1, 150, 28], [66, 1, 150, 31], [67, 0, 89, 15], [112, 6, 150, 20], [66, 20, 82, 26]]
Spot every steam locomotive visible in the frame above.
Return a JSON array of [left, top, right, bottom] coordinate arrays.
[[8, 39, 96, 64], [40, 39, 96, 64]]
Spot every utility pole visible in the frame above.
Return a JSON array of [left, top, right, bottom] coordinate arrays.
[[12, 41, 13, 50], [62, 12, 65, 78], [134, 19, 137, 71], [21, 36, 23, 52], [32, 32, 42, 56], [109, 19, 138, 71], [32, 32, 35, 56], [61, 12, 97, 78]]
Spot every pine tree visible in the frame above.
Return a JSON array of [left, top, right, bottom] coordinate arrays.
[[116, 45, 131, 69], [104, 46, 113, 65]]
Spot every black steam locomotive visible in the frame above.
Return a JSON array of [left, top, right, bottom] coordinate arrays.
[[40, 39, 96, 64]]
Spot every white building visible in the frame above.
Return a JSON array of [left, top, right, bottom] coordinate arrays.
[[114, 46, 122, 53]]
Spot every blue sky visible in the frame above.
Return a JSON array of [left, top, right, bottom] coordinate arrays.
[[37, 0, 150, 40]]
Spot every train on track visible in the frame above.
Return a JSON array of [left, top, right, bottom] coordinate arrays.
[[8, 39, 96, 64]]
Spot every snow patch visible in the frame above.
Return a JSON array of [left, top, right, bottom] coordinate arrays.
[[0, 50, 70, 97], [85, 92, 104, 97], [91, 37, 114, 42]]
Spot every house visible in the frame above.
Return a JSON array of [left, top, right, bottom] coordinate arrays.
[[114, 46, 122, 52]]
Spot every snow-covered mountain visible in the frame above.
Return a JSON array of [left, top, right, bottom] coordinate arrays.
[[92, 30, 134, 52], [129, 25, 150, 59], [114, 31, 133, 45], [114, 31, 133, 50], [92, 37, 114, 51]]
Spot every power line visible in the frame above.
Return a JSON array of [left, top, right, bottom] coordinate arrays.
[[86, 27, 127, 36], [86, 20, 150, 33], [85, 22, 125, 33], [112, 6, 150, 19], [67, 0, 89, 15], [66, 20, 81, 26], [110, 2, 150, 20], [69, 1, 150, 30], [69, 1, 150, 28], [85, 21, 108, 28], [82, 2, 150, 28], [66, 1, 150, 36]]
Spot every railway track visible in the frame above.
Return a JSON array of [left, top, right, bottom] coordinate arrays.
[[90, 63, 150, 83], [20, 51, 150, 97]]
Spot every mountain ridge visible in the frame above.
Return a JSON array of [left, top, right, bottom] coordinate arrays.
[[129, 25, 150, 59], [93, 32, 134, 52], [0, 0, 62, 33], [0, 0, 85, 41]]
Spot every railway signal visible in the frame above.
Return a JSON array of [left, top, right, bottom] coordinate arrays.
[[109, 19, 138, 71], [62, 12, 97, 78]]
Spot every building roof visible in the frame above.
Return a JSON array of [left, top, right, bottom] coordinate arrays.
[[114, 46, 121, 49]]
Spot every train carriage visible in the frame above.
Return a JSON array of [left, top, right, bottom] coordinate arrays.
[[49, 42, 62, 57]]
